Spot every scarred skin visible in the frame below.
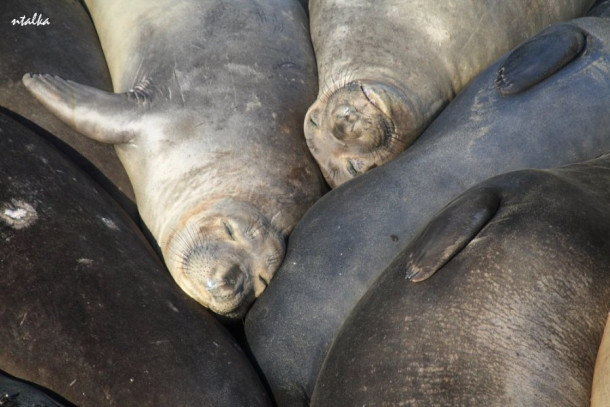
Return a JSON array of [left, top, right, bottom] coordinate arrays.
[[245, 16, 610, 406], [312, 154, 610, 406], [23, 0, 325, 318], [305, 0, 595, 187]]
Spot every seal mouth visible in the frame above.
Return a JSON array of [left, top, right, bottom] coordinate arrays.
[[304, 80, 414, 187]]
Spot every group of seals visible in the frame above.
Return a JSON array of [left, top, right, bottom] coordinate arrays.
[[312, 153, 610, 405], [23, 0, 326, 318], [303, 0, 595, 187], [0, 109, 271, 406], [0, 0, 135, 216], [245, 14, 610, 406]]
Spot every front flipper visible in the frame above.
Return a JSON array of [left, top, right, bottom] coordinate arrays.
[[495, 25, 586, 96], [405, 188, 500, 282], [22, 73, 149, 144]]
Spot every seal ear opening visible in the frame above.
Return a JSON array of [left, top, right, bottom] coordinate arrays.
[[405, 188, 501, 282], [495, 25, 586, 96]]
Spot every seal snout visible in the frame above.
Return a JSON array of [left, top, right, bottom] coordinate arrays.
[[205, 264, 246, 298], [165, 200, 286, 319]]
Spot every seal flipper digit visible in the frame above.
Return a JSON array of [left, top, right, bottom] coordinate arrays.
[[405, 188, 500, 282], [495, 25, 586, 96], [22, 73, 143, 144]]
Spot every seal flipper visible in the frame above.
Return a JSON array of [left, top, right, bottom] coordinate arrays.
[[495, 25, 586, 96], [22, 73, 145, 144], [405, 188, 501, 282]]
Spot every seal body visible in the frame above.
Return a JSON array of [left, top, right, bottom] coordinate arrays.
[[592, 314, 610, 407], [0, 0, 135, 214], [0, 109, 271, 406], [311, 154, 610, 406], [245, 16, 610, 406], [23, 0, 325, 318], [304, 0, 595, 187], [0, 371, 70, 407]]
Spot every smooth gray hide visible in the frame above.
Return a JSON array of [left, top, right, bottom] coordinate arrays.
[[246, 16, 610, 406]]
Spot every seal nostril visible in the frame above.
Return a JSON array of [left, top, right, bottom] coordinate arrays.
[[206, 265, 244, 294]]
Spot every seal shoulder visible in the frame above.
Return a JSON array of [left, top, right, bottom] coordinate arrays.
[[495, 25, 586, 96], [405, 188, 500, 282]]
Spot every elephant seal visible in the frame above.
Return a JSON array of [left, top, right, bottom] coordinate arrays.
[[0, 108, 271, 406], [245, 16, 610, 406], [0, 0, 135, 215], [304, 0, 595, 187], [592, 314, 610, 407], [311, 153, 610, 406], [0, 371, 70, 407], [23, 0, 326, 318]]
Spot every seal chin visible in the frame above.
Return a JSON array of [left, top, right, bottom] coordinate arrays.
[[304, 80, 416, 188], [165, 201, 285, 319]]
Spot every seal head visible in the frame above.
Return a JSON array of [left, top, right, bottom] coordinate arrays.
[[304, 80, 417, 188], [165, 199, 285, 319]]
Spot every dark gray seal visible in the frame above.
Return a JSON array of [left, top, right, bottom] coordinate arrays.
[[0, 108, 271, 406], [0, 0, 135, 216], [0, 371, 70, 407], [311, 152, 610, 406], [245, 16, 610, 406], [23, 0, 326, 319]]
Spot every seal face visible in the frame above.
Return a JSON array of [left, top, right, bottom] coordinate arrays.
[[304, 80, 417, 187], [166, 200, 285, 319]]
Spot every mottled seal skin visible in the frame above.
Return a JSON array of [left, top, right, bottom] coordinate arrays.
[[311, 154, 610, 406], [0, 109, 271, 406], [0, 0, 135, 216], [23, 0, 325, 318], [0, 371, 72, 407], [592, 314, 610, 407], [245, 16, 610, 406], [304, 0, 595, 187]]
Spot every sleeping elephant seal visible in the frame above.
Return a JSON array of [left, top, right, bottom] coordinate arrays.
[[0, 371, 70, 407], [0, 108, 271, 406], [23, 0, 326, 318], [311, 153, 610, 406], [245, 16, 610, 406], [304, 0, 595, 187], [0, 0, 135, 216], [592, 314, 610, 406]]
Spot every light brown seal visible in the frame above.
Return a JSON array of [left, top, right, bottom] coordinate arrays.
[[23, 0, 325, 318]]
